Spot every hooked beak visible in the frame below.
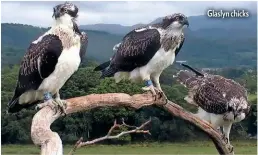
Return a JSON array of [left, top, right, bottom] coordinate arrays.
[[53, 10, 61, 19], [52, 5, 62, 19], [233, 110, 238, 120], [182, 19, 189, 27]]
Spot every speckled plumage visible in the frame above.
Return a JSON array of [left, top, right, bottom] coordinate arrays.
[[174, 63, 251, 147], [174, 69, 249, 114]]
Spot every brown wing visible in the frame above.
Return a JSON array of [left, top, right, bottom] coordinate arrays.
[[194, 82, 229, 114], [110, 28, 161, 72]]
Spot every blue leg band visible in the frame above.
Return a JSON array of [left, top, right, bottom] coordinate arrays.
[[145, 80, 153, 87], [44, 92, 52, 101]]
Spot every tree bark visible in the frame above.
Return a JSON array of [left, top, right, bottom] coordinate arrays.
[[31, 93, 234, 155]]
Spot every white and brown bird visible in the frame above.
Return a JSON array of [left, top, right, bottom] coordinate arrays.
[[94, 13, 189, 100], [173, 63, 251, 151], [7, 2, 88, 114]]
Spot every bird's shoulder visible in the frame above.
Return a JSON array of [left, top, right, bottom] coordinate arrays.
[[108, 27, 162, 71], [116, 28, 161, 56], [79, 32, 89, 59], [20, 34, 63, 75], [123, 27, 161, 41], [23, 34, 62, 60], [80, 32, 88, 43]]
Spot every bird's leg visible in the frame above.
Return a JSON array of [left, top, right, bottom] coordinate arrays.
[[141, 79, 161, 100], [216, 126, 224, 135], [222, 123, 233, 152], [52, 92, 67, 116], [35, 92, 55, 111], [152, 76, 168, 104], [142, 79, 156, 95], [35, 92, 67, 116]]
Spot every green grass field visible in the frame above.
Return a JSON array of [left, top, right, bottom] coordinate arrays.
[[248, 94, 257, 103], [2, 140, 257, 155]]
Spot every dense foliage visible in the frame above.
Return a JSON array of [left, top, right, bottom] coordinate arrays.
[[1, 62, 257, 144]]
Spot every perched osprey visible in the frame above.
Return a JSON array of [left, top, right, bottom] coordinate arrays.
[[173, 63, 251, 150], [7, 2, 88, 114], [94, 13, 189, 99]]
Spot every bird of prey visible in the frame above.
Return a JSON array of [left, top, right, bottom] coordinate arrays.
[[173, 63, 251, 150], [7, 2, 88, 114], [94, 13, 189, 99]]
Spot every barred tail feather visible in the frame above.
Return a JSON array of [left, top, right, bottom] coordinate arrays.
[[94, 60, 111, 71], [174, 63, 204, 88], [180, 63, 204, 77], [7, 96, 39, 113], [173, 70, 193, 84], [7, 97, 26, 113], [100, 67, 117, 79]]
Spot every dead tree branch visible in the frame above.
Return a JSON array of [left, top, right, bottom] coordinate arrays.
[[31, 93, 234, 155], [68, 118, 151, 155]]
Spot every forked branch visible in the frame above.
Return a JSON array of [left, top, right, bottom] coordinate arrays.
[[30, 93, 234, 155], [68, 118, 151, 155]]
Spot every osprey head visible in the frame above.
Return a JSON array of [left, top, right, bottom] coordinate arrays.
[[162, 13, 189, 29], [228, 97, 250, 122], [52, 2, 78, 20]]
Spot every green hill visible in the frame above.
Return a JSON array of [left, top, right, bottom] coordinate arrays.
[[1, 23, 122, 66], [1, 23, 257, 68]]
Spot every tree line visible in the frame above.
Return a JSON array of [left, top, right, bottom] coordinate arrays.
[[1, 61, 257, 144]]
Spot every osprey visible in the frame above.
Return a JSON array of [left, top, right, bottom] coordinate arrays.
[[174, 63, 251, 151], [94, 13, 189, 99], [7, 2, 88, 114]]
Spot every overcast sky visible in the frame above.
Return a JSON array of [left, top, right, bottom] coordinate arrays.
[[1, 1, 257, 27]]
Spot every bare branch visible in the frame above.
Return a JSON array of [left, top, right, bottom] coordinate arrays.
[[30, 93, 234, 155], [68, 118, 151, 155]]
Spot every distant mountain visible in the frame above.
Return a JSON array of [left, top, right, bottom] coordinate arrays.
[[80, 14, 257, 36], [80, 24, 134, 35], [1, 21, 257, 68]]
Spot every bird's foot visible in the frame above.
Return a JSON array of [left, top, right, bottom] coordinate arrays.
[[160, 91, 168, 104], [52, 98, 67, 116], [35, 92, 54, 111], [227, 144, 234, 153], [229, 145, 234, 153], [142, 80, 167, 103], [35, 92, 67, 116], [221, 133, 229, 144]]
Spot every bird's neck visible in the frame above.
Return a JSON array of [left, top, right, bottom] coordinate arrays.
[[52, 14, 74, 30], [164, 26, 183, 37]]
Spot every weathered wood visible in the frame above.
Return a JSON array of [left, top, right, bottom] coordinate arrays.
[[31, 93, 234, 155]]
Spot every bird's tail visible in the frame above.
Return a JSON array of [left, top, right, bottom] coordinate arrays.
[[94, 60, 111, 71], [7, 97, 23, 113], [7, 95, 38, 113], [173, 63, 204, 87], [100, 67, 118, 79], [177, 63, 204, 77]]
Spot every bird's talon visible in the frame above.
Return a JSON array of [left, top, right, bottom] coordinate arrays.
[[52, 99, 67, 116], [229, 146, 234, 153], [221, 133, 229, 144]]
